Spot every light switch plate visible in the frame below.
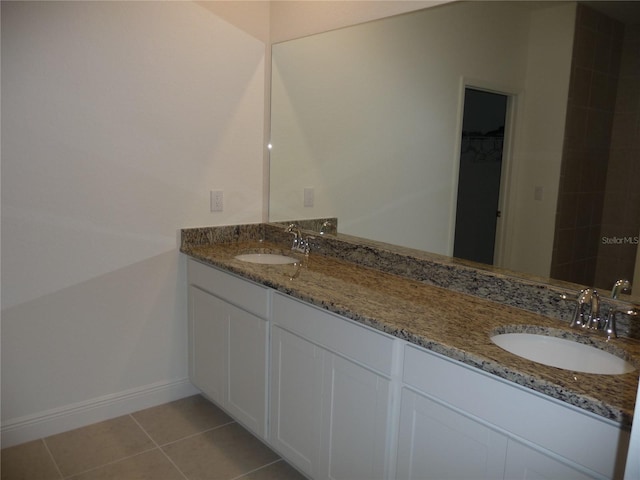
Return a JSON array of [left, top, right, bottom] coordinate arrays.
[[211, 190, 224, 212], [304, 187, 314, 207], [534, 186, 544, 201]]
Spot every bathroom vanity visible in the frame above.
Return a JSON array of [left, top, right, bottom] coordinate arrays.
[[181, 223, 640, 480]]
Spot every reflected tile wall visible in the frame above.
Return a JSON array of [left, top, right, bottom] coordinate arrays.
[[595, 24, 640, 288]]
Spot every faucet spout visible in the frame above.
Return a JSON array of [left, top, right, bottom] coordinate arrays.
[[570, 288, 601, 330], [570, 289, 589, 328], [320, 221, 335, 236], [611, 279, 631, 299], [587, 289, 601, 329], [284, 223, 313, 254], [285, 223, 302, 251], [605, 306, 639, 340]]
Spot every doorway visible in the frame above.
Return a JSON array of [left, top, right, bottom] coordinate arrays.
[[453, 88, 509, 265]]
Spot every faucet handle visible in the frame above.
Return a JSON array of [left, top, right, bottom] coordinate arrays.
[[570, 288, 591, 328], [587, 289, 601, 330], [604, 306, 639, 340]]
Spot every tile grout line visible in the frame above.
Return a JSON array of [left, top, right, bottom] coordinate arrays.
[[128, 414, 190, 480], [37, 414, 163, 479], [19, 404, 243, 480], [155, 419, 238, 449], [5, 397, 249, 480], [40, 438, 65, 480], [231, 458, 286, 480], [128, 413, 236, 479], [61, 447, 160, 479]]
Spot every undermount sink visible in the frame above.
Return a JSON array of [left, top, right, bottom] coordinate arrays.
[[491, 332, 636, 375], [234, 253, 298, 265]]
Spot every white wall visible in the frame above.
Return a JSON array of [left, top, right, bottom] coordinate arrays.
[[504, 3, 575, 277], [266, 0, 442, 223], [1, 0, 267, 446], [270, 2, 574, 260]]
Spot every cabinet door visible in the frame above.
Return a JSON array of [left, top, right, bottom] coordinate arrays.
[[504, 440, 597, 480], [396, 388, 508, 480], [270, 326, 324, 478], [320, 353, 390, 480], [226, 303, 268, 438], [188, 286, 227, 405]]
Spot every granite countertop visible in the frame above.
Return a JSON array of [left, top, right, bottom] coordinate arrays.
[[181, 237, 640, 427]]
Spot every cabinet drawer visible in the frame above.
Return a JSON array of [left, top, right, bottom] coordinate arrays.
[[272, 292, 394, 376], [187, 259, 269, 318]]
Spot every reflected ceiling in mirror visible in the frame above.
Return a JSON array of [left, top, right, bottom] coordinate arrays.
[[269, 1, 640, 302]]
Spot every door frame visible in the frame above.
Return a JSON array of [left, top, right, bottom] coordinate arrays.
[[449, 77, 519, 268]]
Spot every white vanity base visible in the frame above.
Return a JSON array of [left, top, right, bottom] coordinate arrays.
[[187, 259, 630, 480]]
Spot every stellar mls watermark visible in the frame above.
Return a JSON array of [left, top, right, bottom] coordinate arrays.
[[601, 235, 639, 245]]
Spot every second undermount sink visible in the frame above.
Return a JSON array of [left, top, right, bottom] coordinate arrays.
[[234, 253, 298, 265], [491, 332, 636, 375]]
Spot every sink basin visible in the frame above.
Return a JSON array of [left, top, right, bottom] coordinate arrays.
[[490, 333, 636, 375], [234, 253, 298, 265]]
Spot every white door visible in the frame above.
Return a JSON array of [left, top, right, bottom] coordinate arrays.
[[189, 286, 227, 405], [396, 388, 508, 479], [226, 303, 268, 438], [505, 439, 597, 479], [320, 353, 390, 480], [270, 326, 324, 478]]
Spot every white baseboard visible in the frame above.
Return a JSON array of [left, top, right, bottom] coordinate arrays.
[[1, 377, 200, 448]]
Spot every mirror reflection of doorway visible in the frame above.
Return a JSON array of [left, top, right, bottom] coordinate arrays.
[[453, 88, 509, 265]]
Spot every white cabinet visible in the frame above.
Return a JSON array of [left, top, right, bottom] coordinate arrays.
[[226, 302, 268, 436], [400, 344, 629, 480], [187, 260, 269, 439], [397, 387, 597, 480], [504, 440, 597, 480], [319, 352, 390, 480], [189, 286, 226, 403], [186, 258, 629, 480], [270, 293, 393, 480], [270, 326, 323, 476], [397, 388, 507, 479]]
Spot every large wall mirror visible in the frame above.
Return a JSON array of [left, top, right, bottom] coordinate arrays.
[[269, 1, 640, 302]]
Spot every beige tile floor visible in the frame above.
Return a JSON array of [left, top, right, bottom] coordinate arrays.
[[1, 395, 306, 480]]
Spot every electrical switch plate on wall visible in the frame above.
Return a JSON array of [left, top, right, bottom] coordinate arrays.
[[534, 186, 544, 201], [304, 187, 314, 207], [210, 190, 224, 212]]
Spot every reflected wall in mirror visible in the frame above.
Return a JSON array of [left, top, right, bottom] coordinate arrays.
[[269, 1, 640, 301]]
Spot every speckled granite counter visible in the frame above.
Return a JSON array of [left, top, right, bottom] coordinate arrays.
[[181, 223, 640, 426]]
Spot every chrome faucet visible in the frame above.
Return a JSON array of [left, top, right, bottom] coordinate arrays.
[[599, 280, 634, 340], [570, 288, 601, 330], [320, 221, 335, 236], [611, 279, 631, 299], [285, 223, 302, 250], [587, 289, 601, 329], [604, 306, 639, 340], [285, 223, 312, 254]]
